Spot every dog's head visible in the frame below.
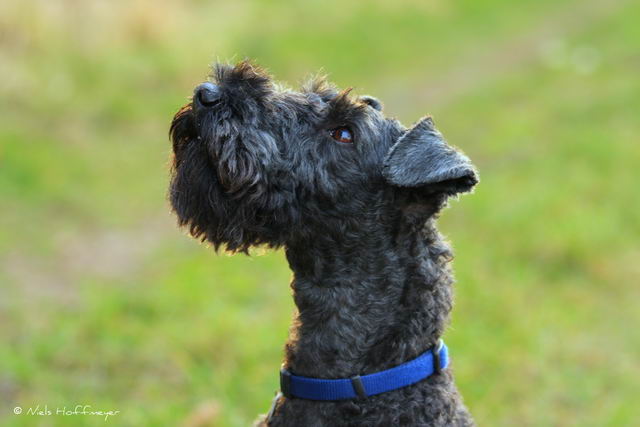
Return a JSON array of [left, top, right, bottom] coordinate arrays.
[[169, 61, 478, 252]]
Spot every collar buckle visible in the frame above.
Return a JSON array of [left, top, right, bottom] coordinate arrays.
[[432, 338, 444, 375], [280, 367, 292, 398]]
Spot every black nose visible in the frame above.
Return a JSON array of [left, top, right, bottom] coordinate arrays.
[[193, 82, 221, 108]]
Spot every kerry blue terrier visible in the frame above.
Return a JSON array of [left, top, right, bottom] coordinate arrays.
[[169, 61, 478, 426]]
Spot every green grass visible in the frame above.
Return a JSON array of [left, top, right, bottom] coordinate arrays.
[[1, 0, 638, 425]]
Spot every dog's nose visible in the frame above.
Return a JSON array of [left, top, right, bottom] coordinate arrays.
[[193, 82, 221, 108]]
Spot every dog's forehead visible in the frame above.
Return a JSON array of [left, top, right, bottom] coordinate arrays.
[[301, 75, 338, 100], [267, 84, 381, 132], [298, 76, 373, 113]]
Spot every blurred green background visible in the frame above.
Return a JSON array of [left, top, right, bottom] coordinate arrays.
[[1, 0, 639, 425]]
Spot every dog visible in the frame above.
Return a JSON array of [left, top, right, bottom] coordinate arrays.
[[169, 60, 478, 426]]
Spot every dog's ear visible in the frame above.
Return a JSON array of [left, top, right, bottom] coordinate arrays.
[[382, 117, 478, 196]]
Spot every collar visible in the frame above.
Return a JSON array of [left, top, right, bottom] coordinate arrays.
[[279, 339, 448, 401]]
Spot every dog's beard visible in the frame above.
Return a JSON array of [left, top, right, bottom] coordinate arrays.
[[199, 114, 262, 197], [170, 104, 265, 200], [206, 134, 263, 197]]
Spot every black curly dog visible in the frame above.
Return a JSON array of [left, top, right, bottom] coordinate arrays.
[[169, 61, 478, 426]]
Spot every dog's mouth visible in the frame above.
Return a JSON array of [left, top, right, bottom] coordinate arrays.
[[169, 101, 220, 152], [169, 104, 197, 161]]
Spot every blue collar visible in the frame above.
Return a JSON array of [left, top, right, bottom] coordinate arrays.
[[279, 339, 448, 401]]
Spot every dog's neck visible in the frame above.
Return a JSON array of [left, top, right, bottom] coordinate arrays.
[[283, 210, 455, 379]]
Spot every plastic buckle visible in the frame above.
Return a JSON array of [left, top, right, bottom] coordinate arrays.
[[280, 368, 292, 398], [350, 375, 368, 399], [432, 339, 444, 375]]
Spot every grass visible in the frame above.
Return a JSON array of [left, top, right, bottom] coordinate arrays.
[[1, 0, 638, 425]]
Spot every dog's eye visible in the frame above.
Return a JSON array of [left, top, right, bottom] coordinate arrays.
[[330, 127, 353, 143]]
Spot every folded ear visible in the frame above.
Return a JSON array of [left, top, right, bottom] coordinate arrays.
[[382, 117, 478, 195]]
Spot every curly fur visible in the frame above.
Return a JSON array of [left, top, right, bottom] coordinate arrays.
[[169, 60, 478, 426]]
